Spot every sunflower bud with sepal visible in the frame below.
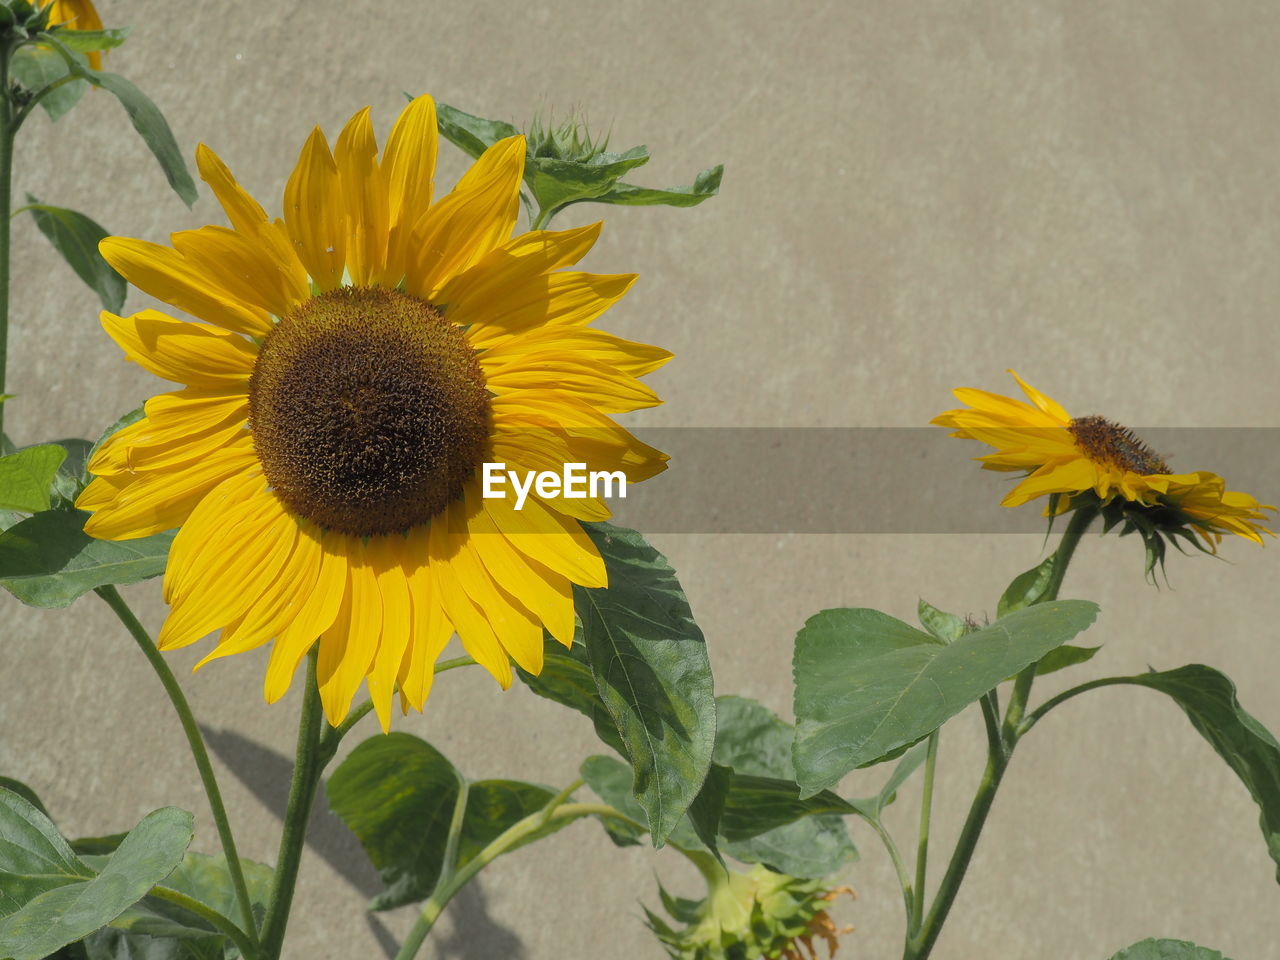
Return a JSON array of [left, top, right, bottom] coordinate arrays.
[[646, 862, 854, 960]]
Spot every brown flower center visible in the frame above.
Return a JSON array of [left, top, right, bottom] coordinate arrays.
[[1068, 415, 1169, 475], [248, 287, 490, 536]]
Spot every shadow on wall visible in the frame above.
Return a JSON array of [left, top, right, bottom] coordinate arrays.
[[201, 727, 527, 960]]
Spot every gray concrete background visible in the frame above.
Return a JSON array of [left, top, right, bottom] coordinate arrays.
[[4, 1, 1280, 957]]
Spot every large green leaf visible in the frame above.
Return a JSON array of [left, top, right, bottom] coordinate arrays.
[[793, 601, 1099, 795], [25, 197, 126, 312], [580, 754, 701, 851], [1119, 665, 1280, 883], [0, 509, 173, 607], [576, 522, 716, 846], [0, 804, 192, 960], [10, 43, 86, 121], [1107, 939, 1229, 960], [711, 696, 858, 877], [70, 67, 196, 207], [717, 775, 855, 841], [0, 445, 66, 512], [327, 733, 565, 911], [0, 787, 90, 919]]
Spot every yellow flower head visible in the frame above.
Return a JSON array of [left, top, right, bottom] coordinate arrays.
[[45, 0, 106, 70], [77, 96, 670, 729], [932, 371, 1273, 559]]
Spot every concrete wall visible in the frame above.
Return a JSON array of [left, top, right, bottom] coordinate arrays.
[[4, 2, 1279, 957]]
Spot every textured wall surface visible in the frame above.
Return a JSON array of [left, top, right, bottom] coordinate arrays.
[[4, 2, 1279, 958]]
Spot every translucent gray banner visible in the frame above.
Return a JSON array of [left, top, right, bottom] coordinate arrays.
[[537, 427, 1280, 534]]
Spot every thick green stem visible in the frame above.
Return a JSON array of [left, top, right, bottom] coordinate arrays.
[[259, 650, 324, 960], [910, 729, 940, 932], [1018, 676, 1134, 736], [95, 586, 259, 947]]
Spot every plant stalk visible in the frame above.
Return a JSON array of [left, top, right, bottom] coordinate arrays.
[[0, 39, 14, 442], [910, 729, 940, 933], [259, 649, 324, 959], [95, 585, 259, 947]]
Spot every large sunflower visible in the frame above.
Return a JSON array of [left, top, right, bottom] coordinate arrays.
[[77, 95, 670, 729], [932, 370, 1273, 548]]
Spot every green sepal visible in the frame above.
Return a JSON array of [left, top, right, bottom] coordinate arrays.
[[917, 598, 965, 642], [51, 27, 130, 54], [997, 555, 1056, 616], [24, 196, 127, 312]]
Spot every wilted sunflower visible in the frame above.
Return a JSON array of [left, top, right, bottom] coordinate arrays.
[[45, 0, 106, 70], [77, 95, 670, 729], [932, 371, 1273, 566]]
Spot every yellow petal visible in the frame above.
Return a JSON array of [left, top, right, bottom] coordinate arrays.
[[317, 539, 381, 725], [264, 536, 349, 703], [100, 310, 258, 387], [404, 136, 525, 299], [364, 537, 413, 732], [482, 488, 606, 587], [283, 126, 346, 291], [380, 94, 438, 284], [398, 529, 455, 712], [334, 106, 389, 287], [483, 355, 661, 414], [99, 238, 273, 337], [171, 225, 307, 319], [459, 272, 636, 348], [436, 222, 602, 309], [480, 326, 671, 378], [1007, 370, 1072, 424], [81, 436, 258, 540]]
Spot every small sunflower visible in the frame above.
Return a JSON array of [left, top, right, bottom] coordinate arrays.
[[45, 0, 106, 70], [932, 371, 1273, 563], [77, 95, 670, 729]]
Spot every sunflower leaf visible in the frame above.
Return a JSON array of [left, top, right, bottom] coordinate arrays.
[[1107, 665, 1280, 884], [0, 444, 66, 512], [576, 522, 716, 848], [10, 42, 86, 121], [435, 102, 520, 160], [712, 696, 858, 877], [1107, 939, 1230, 960], [0, 801, 192, 960], [793, 601, 1099, 796], [328, 733, 571, 911], [917, 598, 965, 643], [25, 197, 127, 312], [67, 66, 197, 207], [1034, 644, 1101, 677], [516, 634, 627, 757], [0, 509, 173, 607]]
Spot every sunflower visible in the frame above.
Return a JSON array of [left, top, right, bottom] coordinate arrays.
[[46, 0, 106, 70], [76, 95, 670, 729], [931, 370, 1273, 551]]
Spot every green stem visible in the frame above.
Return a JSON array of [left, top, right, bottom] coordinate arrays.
[[910, 729, 940, 932], [259, 649, 324, 960], [150, 885, 258, 959], [95, 586, 259, 947], [530, 206, 556, 230], [394, 785, 617, 960], [905, 505, 1099, 960], [858, 812, 913, 927], [1017, 676, 1133, 736], [0, 40, 13, 443]]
